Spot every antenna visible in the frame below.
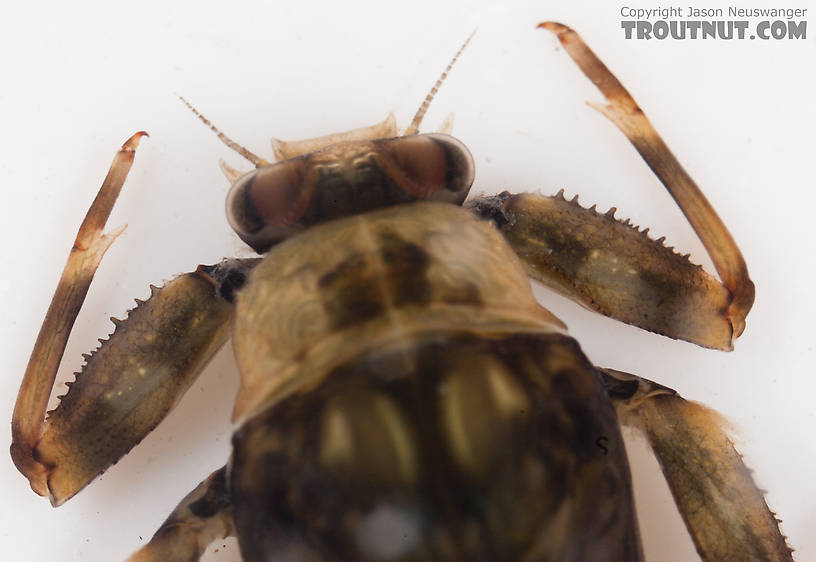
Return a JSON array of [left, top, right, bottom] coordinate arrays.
[[404, 30, 476, 136], [179, 96, 270, 168]]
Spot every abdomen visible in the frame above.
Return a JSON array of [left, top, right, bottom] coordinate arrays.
[[229, 331, 641, 561]]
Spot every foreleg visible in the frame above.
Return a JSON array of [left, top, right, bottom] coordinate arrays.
[[12, 132, 147, 494], [10, 133, 256, 506], [469, 24, 755, 350], [469, 191, 734, 349]]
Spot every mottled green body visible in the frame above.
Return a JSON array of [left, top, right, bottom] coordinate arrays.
[[14, 24, 791, 562], [229, 203, 640, 560]]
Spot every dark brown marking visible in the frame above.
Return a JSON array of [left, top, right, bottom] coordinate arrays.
[[317, 253, 386, 330], [197, 258, 261, 303], [377, 230, 432, 307], [317, 231, 436, 330]]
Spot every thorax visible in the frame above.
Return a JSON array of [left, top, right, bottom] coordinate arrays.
[[230, 202, 565, 422]]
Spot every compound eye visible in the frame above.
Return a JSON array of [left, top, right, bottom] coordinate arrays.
[[226, 158, 313, 242], [374, 134, 475, 204]]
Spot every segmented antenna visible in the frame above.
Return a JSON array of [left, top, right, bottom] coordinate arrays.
[[179, 96, 270, 167], [404, 30, 476, 136]]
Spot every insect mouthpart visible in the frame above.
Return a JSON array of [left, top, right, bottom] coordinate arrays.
[[226, 133, 475, 253]]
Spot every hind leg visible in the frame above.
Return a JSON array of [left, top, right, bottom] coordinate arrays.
[[127, 466, 234, 562], [599, 368, 792, 561]]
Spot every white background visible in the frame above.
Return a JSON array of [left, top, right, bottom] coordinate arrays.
[[1, 1, 813, 560]]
